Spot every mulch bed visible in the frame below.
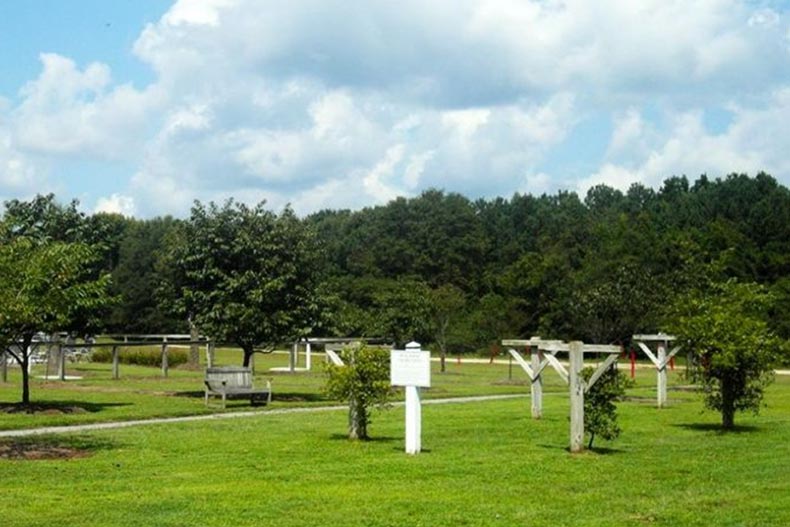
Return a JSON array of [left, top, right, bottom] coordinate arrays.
[[1, 404, 88, 415], [0, 440, 91, 460]]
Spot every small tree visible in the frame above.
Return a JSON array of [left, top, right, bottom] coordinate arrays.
[[582, 366, 630, 450], [0, 238, 111, 405], [667, 279, 780, 429], [324, 345, 392, 440]]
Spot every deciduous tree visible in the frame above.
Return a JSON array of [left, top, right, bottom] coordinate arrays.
[[163, 200, 320, 367], [667, 279, 781, 429]]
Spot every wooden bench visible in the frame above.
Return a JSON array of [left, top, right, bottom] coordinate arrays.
[[204, 366, 272, 408]]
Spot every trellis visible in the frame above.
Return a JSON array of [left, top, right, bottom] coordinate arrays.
[[504, 337, 621, 452], [632, 333, 681, 408]]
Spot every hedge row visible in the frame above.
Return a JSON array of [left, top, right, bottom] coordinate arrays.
[[91, 347, 188, 367]]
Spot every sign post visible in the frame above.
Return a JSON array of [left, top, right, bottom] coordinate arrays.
[[390, 341, 431, 455]]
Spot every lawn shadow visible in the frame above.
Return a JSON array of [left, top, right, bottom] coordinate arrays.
[[536, 443, 626, 455], [174, 390, 329, 403], [328, 433, 399, 444], [272, 393, 328, 403], [172, 391, 204, 399], [0, 401, 132, 415], [672, 423, 760, 434]]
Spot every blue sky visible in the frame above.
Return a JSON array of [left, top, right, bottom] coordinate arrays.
[[2, 0, 790, 217]]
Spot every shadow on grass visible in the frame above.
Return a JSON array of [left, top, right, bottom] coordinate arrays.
[[173, 390, 329, 403], [536, 443, 626, 455], [0, 401, 132, 415], [0, 434, 117, 460], [672, 423, 760, 434], [328, 433, 399, 444], [272, 393, 328, 403]]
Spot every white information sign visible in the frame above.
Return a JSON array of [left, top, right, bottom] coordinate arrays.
[[390, 349, 431, 388]]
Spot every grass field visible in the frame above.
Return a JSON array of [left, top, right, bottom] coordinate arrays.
[[2, 350, 789, 526]]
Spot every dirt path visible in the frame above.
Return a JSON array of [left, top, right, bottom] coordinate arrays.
[[0, 394, 527, 438]]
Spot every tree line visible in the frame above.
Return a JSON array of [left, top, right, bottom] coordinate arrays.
[[2, 172, 790, 350], [1, 173, 788, 425]]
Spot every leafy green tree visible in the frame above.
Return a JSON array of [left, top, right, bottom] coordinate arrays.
[[0, 238, 111, 404], [582, 365, 630, 450], [324, 345, 392, 440], [109, 217, 183, 333], [163, 200, 320, 367], [370, 278, 432, 347], [666, 279, 781, 429], [429, 284, 466, 372], [1, 194, 87, 243]]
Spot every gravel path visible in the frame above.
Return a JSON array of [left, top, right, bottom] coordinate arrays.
[[0, 393, 527, 438]]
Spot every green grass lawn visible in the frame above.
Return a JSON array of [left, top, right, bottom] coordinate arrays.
[[1, 362, 789, 526], [1, 347, 586, 430]]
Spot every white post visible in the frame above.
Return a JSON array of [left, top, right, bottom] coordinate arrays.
[[657, 340, 667, 409], [530, 340, 543, 419], [404, 341, 422, 454], [405, 385, 422, 454], [305, 341, 312, 371], [569, 341, 585, 453], [290, 342, 297, 373]]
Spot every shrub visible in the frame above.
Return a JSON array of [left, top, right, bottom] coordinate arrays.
[[91, 347, 188, 367], [324, 344, 393, 440]]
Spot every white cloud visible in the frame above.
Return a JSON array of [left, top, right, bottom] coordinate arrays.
[[5, 0, 790, 216], [584, 89, 790, 194], [164, 0, 236, 27], [11, 53, 162, 160], [362, 144, 406, 204], [94, 194, 137, 216]]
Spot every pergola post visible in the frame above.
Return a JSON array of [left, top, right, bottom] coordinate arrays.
[[657, 340, 667, 408], [569, 341, 585, 453], [161, 337, 169, 377], [207, 340, 215, 368], [112, 345, 120, 379], [633, 334, 680, 409], [530, 339, 543, 419]]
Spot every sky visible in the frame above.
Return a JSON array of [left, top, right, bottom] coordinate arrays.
[[2, 0, 790, 218]]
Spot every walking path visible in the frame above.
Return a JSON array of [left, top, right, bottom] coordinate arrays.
[[0, 393, 527, 438]]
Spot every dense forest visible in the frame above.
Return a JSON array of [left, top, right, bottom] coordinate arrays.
[[4, 172, 790, 356]]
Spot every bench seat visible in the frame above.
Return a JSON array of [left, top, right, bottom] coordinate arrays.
[[204, 366, 272, 408]]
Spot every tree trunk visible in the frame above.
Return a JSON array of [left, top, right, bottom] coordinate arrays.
[[348, 396, 368, 440], [242, 346, 253, 368], [440, 348, 446, 373], [721, 374, 736, 430], [20, 334, 34, 406], [21, 355, 30, 405], [588, 432, 595, 450]]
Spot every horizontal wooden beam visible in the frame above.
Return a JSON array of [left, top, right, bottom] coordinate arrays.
[[633, 333, 676, 342]]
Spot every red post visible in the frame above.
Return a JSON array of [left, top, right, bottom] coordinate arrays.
[[630, 349, 636, 379]]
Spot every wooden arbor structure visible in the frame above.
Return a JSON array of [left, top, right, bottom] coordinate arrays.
[[503, 337, 621, 453], [632, 333, 681, 408]]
